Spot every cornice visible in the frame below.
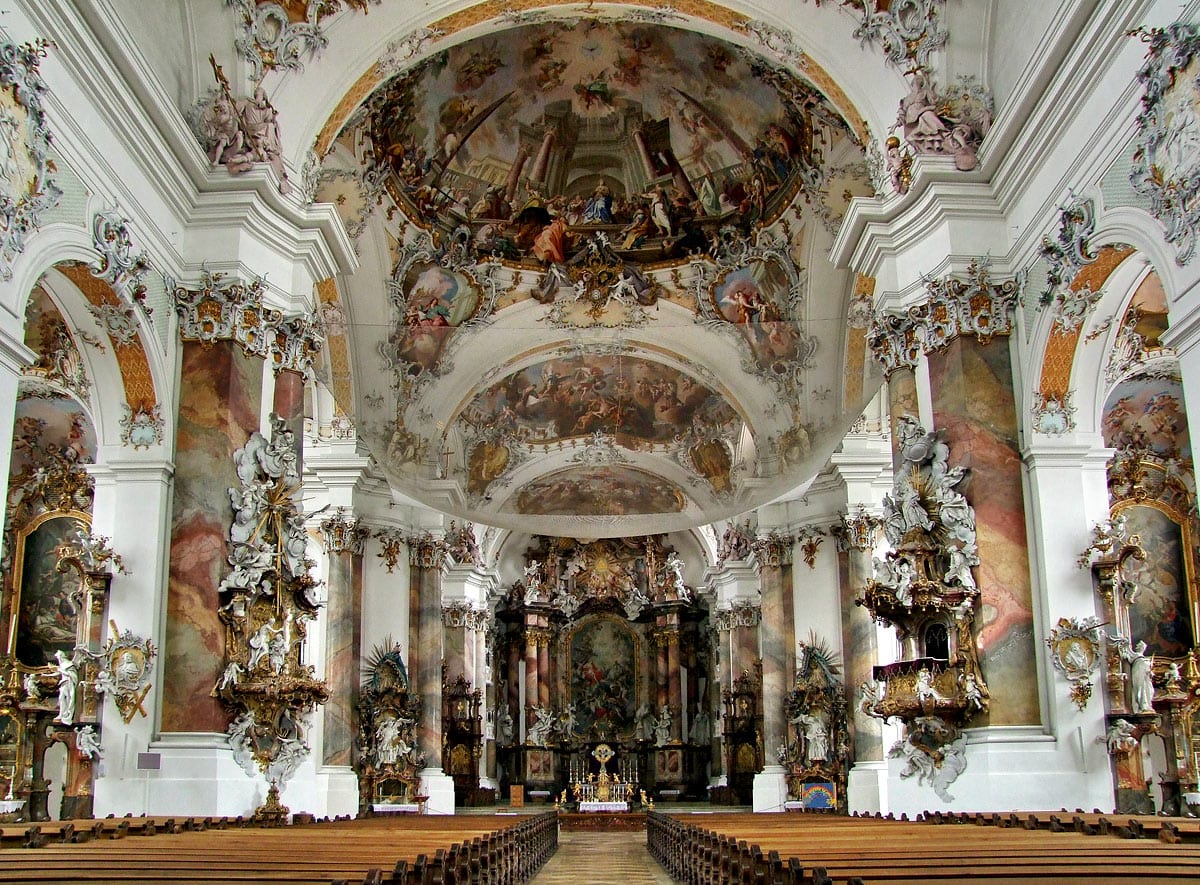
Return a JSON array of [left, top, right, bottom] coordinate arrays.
[[831, 170, 1008, 302], [830, 2, 1163, 300], [26, 0, 356, 295]]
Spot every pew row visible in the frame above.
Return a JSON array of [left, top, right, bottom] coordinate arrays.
[[647, 810, 1200, 884], [0, 810, 558, 884]]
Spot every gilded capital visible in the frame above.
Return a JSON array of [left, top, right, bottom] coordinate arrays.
[[408, 534, 447, 569], [320, 507, 369, 555], [752, 531, 793, 568], [174, 272, 273, 357], [867, 259, 1022, 377], [832, 506, 884, 552]]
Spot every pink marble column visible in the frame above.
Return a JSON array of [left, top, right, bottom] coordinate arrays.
[[163, 339, 262, 733], [655, 625, 669, 712], [408, 539, 445, 763], [272, 367, 306, 473], [665, 623, 682, 740], [537, 627, 551, 710], [321, 511, 367, 766], [524, 622, 540, 734], [507, 634, 520, 729], [834, 511, 884, 761], [757, 536, 793, 763], [928, 335, 1038, 726]]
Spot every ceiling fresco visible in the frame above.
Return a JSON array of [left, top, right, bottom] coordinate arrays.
[[511, 466, 688, 516], [364, 20, 837, 256], [458, 354, 740, 446], [317, 13, 882, 537]]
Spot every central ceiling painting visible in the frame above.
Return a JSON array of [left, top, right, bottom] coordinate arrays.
[[318, 13, 881, 537], [366, 20, 830, 252]]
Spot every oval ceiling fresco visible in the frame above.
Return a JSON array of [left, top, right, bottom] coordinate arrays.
[[320, 12, 882, 537]]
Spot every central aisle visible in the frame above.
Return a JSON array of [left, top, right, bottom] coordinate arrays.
[[530, 829, 677, 884]]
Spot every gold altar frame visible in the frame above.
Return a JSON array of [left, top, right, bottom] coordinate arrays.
[[1111, 494, 1199, 651], [6, 509, 91, 660]]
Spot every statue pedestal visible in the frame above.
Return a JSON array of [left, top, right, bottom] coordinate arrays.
[[752, 764, 788, 813], [419, 767, 456, 815]]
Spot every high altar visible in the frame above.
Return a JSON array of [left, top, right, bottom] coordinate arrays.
[[494, 536, 714, 802]]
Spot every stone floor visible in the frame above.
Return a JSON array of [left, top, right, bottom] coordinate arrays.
[[530, 830, 677, 884]]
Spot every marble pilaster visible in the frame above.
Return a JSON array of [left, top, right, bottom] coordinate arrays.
[[320, 508, 368, 766], [833, 508, 885, 762], [163, 338, 263, 733]]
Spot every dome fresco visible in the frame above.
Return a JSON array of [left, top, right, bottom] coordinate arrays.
[[321, 15, 881, 536]]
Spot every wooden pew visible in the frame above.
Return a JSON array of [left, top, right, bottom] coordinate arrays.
[[0, 810, 558, 884], [648, 810, 1200, 883]]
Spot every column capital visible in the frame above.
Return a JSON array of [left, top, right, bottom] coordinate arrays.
[[441, 600, 477, 628], [831, 505, 884, 552], [174, 271, 322, 371], [320, 506, 369, 555], [751, 530, 793, 568], [408, 533, 447, 569], [867, 259, 1022, 377], [714, 600, 761, 631]]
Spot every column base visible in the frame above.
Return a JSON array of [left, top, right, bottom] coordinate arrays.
[[752, 764, 788, 813], [126, 733, 263, 817], [419, 768, 456, 815], [846, 761, 887, 814], [314, 766, 360, 818]]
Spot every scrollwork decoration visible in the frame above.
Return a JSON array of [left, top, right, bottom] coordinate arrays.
[[0, 39, 62, 281], [225, 0, 378, 79], [1130, 23, 1200, 264]]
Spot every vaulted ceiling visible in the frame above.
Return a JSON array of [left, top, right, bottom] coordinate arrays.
[[94, 1, 1025, 536]]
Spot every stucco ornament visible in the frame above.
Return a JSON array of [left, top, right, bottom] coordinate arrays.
[[225, 0, 378, 79], [1130, 23, 1200, 264], [851, 0, 948, 70], [1031, 391, 1076, 436], [1046, 616, 1103, 711], [91, 624, 156, 723], [1038, 194, 1102, 332], [0, 39, 61, 281]]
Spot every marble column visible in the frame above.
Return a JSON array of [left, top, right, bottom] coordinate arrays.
[[537, 626, 551, 710], [0, 329, 33, 560], [523, 620, 541, 731], [654, 625, 670, 713], [320, 509, 368, 766], [756, 535, 793, 762], [708, 624, 724, 777], [407, 536, 454, 812], [272, 367, 306, 472], [506, 633, 521, 733], [164, 277, 269, 734], [832, 509, 884, 762], [753, 533, 793, 812]]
